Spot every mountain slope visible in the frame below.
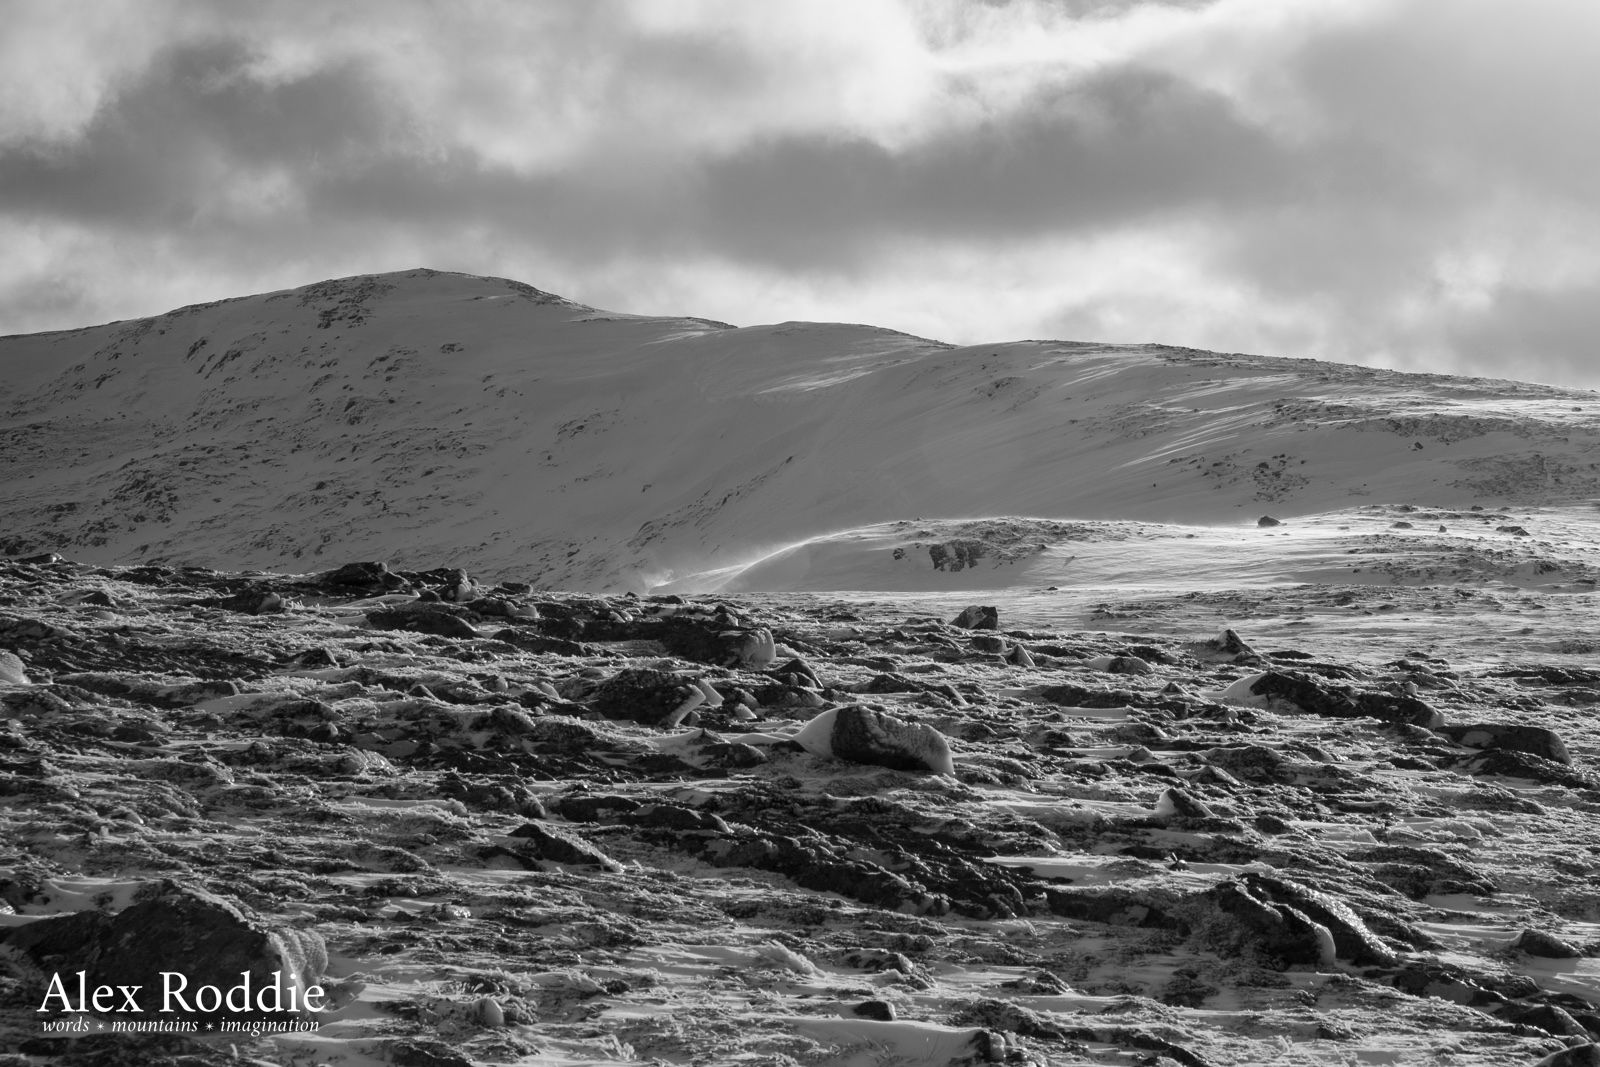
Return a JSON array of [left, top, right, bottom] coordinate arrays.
[[3, 268, 1599, 591]]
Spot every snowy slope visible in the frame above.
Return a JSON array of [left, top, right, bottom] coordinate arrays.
[[3, 268, 1599, 592]]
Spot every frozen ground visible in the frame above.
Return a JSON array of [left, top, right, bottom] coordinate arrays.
[[4, 557, 1600, 1066], [3, 271, 1600, 1066]]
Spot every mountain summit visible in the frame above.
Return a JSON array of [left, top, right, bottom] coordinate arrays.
[[3, 269, 1598, 591]]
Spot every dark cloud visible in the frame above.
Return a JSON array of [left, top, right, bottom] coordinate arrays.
[[0, 272, 92, 335], [1291, 0, 1600, 204], [1, 1, 1598, 388], [0, 31, 1300, 278], [0, 39, 401, 228], [695, 68, 1296, 268], [1446, 287, 1600, 390], [281, 63, 1300, 275]]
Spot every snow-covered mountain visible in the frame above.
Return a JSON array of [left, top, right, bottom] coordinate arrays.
[[3, 268, 1599, 592]]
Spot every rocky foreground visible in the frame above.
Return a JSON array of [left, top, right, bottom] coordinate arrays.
[[2, 555, 1600, 1066]]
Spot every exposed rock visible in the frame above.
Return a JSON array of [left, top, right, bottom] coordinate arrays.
[[1190, 872, 1397, 967], [1154, 787, 1215, 821], [1454, 748, 1592, 786], [1355, 845, 1497, 898], [970, 634, 1008, 654], [1194, 879, 1332, 966], [1203, 744, 1292, 783], [491, 627, 587, 655], [1438, 722, 1571, 764], [366, 606, 478, 638], [1217, 670, 1440, 726], [951, 605, 999, 630], [551, 793, 642, 822], [503, 822, 624, 871], [1045, 887, 1176, 928], [1193, 627, 1260, 662], [1505, 1003, 1591, 1039], [202, 589, 287, 614], [793, 705, 955, 774], [0, 551, 1594, 1063], [284, 646, 341, 669], [590, 668, 705, 727], [320, 560, 409, 593], [4, 880, 327, 1022], [1512, 928, 1583, 958], [768, 656, 822, 688], [1035, 683, 1139, 709], [0, 615, 67, 643], [1092, 654, 1154, 675], [386, 1037, 479, 1067], [1537, 1045, 1600, 1067], [0, 651, 28, 685], [655, 617, 777, 668], [702, 741, 769, 768], [1005, 645, 1035, 668], [51, 672, 239, 708], [852, 999, 896, 1021]]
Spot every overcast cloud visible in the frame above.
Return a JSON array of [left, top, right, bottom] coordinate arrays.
[[3, 0, 1598, 388]]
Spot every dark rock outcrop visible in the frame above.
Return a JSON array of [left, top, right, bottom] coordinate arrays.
[[793, 705, 955, 774], [366, 606, 478, 638], [4, 881, 327, 1022], [590, 668, 703, 727], [951, 605, 998, 630], [1438, 722, 1571, 764]]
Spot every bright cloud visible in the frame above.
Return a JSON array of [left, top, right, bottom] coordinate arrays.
[[3, 0, 1598, 389]]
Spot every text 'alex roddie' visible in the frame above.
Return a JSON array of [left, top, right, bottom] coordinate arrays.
[[37, 971, 328, 1014]]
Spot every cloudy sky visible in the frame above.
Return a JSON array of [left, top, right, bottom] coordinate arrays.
[[4, 0, 1599, 388]]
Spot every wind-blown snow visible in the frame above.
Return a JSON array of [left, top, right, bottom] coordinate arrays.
[[2, 268, 1598, 592]]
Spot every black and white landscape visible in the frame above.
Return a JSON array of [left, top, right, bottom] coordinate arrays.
[[3, 271, 1600, 1067], [8, 2, 1600, 1064]]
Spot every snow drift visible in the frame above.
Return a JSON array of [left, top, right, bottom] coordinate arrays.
[[3, 268, 1598, 592]]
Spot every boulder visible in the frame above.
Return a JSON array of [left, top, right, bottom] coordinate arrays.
[[1537, 1045, 1600, 1067], [366, 606, 478, 639], [793, 705, 955, 774], [1438, 723, 1571, 765], [1455, 748, 1589, 787], [505, 822, 623, 871], [768, 657, 822, 688], [1097, 655, 1154, 675], [951, 605, 998, 630], [852, 999, 896, 1021], [1218, 670, 1439, 727], [321, 560, 409, 593], [1044, 886, 1175, 928], [1192, 873, 1396, 967], [970, 634, 1008, 655], [590, 668, 705, 727], [4, 881, 327, 1022], [0, 650, 29, 685], [1506, 1003, 1591, 1040], [215, 589, 286, 614], [1154, 787, 1214, 821], [655, 617, 778, 668], [1512, 928, 1583, 959], [1194, 627, 1260, 663]]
